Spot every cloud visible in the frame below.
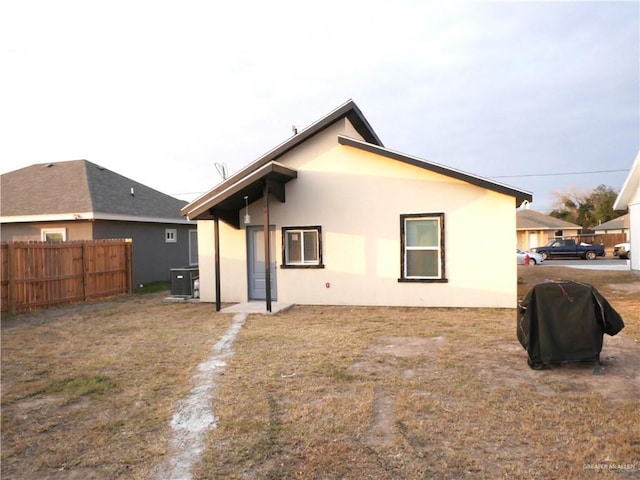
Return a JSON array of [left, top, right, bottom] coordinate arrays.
[[1, 1, 637, 210]]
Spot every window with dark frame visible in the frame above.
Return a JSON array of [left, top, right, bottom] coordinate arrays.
[[399, 213, 447, 282], [281, 226, 323, 268]]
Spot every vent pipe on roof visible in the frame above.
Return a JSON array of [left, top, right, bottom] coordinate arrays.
[[130, 187, 135, 196], [292, 125, 298, 135]]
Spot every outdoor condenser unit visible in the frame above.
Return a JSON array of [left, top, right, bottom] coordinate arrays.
[[170, 266, 199, 297]]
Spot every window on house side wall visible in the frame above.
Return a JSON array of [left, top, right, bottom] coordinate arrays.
[[189, 229, 198, 265], [41, 228, 66, 242], [399, 213, 447, 282], [165, 229, 177, 243], [281, 226, 324, 268]]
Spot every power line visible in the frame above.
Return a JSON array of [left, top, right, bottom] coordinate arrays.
[[170, 168, 629, 197], [489, 169, 628, 179]]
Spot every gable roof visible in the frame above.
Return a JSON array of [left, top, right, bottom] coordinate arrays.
[[516, 209, 582, 230], [338, 136, 532, 206], [594, 213, 629, 231], [182, 99, 382, 222], [613, 150, 640, 210], [1, 160, 190, 224], [183, 100, 531, 222]]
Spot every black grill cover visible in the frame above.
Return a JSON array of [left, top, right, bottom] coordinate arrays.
[[517, 281, 624, 368]]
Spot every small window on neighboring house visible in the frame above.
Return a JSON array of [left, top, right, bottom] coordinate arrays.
[[41, 228, 66, 242], [189, 229, 198, 265], [399, 213, 447, 282], [282, 226, 323, 268], [554, 230, 563, 238], [165, 229, 177, 243]]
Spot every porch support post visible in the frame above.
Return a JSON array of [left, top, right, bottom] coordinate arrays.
[[263, 180, 272, 313], [212, 210, 221, 312]]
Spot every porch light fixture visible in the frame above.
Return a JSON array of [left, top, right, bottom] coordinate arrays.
[[244, 195, 251, 224]]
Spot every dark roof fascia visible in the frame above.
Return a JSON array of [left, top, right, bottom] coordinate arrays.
[[338, 136, 533, 206], [261, 100, 383, 163], [182, 100, 382, 218], [184, 161, 298, 223]]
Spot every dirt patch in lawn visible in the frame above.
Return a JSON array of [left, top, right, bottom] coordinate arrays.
[[2, 268, 639, 479]]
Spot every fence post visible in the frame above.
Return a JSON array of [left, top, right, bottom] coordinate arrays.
[[82, 242, 89, 301], [8, 242, 16, 314], [125, 239, 133, 294]]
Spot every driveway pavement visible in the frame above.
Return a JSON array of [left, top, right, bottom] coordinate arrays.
[[540, 259, 631, 271]]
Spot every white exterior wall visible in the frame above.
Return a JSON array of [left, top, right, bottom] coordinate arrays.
[[269, 135, 516, 308], [628, 200, 639, 272], [196, 219, 248, 302], [197, 119, 519, 307]]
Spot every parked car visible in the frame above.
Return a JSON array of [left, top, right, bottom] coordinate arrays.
[[530, 239, 605, 260], [516, 249, 544, 265], [613, 242, 631, 260]]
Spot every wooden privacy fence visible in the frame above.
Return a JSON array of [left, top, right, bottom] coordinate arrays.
[[1, 239, 133, 314], [571, 233, 628, 250]]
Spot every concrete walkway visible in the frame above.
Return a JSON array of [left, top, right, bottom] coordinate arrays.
[[221, 301, 294, 314], [154, 313, 247, 480]]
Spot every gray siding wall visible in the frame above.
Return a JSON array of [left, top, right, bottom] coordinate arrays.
[[2, 220, 193, 285], [93, 221, 193, 285]]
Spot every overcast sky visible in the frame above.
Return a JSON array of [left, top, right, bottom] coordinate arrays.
[[1, 0, 638, 213]]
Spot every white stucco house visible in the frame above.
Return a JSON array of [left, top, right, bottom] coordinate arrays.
[[613, 150, 639, 271], [182, 100, 532, 311]]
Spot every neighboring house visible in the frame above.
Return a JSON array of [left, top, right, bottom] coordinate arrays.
[[1, 160, 197, 285], [182, 100, 531, 310], [516, 208, 581, 250], [613, 150, 639, 271], [593, 213, 630, 238]]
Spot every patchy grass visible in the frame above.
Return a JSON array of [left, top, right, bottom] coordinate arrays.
[[1, 293, 232, 479], [2, 267, 639, 479], [134, 280, 171, 294], [43, 375, 116, 401]]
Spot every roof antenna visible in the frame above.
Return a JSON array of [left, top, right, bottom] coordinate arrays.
[[292, 125, 298, 135], [215, 163, 228, 181]]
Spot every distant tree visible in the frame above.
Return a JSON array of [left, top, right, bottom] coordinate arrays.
[[549, 185, 624, 229]]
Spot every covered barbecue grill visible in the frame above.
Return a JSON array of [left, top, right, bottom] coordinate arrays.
[[517, 281, 624, 370]]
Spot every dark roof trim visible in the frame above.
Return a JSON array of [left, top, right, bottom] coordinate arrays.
[[182, 99, 382, 219], [258, 100, 383, 162], [183, 161, 297, 223], [338, 135, 533, 206]]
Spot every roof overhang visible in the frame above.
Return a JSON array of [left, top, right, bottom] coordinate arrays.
[[0, 212, 193, 224], [182, 161, 297, 226], [613, 150, 640, 210]]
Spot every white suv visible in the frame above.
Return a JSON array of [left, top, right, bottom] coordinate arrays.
[[613, 242, 631, 260]]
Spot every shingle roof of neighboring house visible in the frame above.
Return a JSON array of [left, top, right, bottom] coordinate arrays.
[[183, 99, 532, 222], [595, 213, 629, 231], [516, 209, 582, 230], [1, 160, 189, 223]]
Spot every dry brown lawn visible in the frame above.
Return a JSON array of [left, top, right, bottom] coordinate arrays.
[[2, 266, 639, 479]]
